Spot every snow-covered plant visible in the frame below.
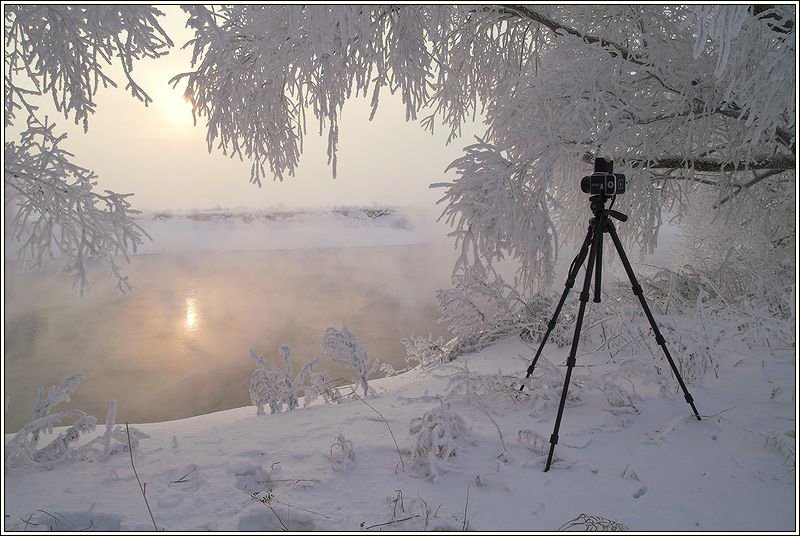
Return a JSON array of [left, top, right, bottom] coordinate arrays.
[[558, 513, 628, 531], [320, 326, 378, 397], [303, 369, 343, 407], [4, 376, 142, 468], [27, 372, 86, 443], [444, 362, 521, 408], [409, 402, 468, 481], [437, 265, 576, 359], [399, 335, 453, 370], [329, 433, 356, 473], [4, 6, 172, 291], [249, 345, 319, 415]]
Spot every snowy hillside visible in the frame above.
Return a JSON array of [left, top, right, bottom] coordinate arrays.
[[4, 333, 795, 531]]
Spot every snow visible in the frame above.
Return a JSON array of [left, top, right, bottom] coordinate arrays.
[[4, 335, 795, 531]]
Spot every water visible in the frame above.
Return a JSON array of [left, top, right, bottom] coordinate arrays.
[[4, 246, 453, 433]]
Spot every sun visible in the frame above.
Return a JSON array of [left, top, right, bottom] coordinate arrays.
[[159, 85, 195, 128]]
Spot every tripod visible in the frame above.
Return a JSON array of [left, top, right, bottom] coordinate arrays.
[[521, 194, 701, 472]]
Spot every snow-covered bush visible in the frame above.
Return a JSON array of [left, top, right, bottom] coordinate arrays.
[[444, 362, 521, 407], [320, 326, 378, 397], [398, 335, 453, 371], [409, 403, 468, 481], [249, 345, 318, 415], [437, 266, 576, 359], [5, 375, 144, 468], [303, 369, 343, 407], [558, 513, 628, 531], [591, 257, 795, 387], [329, 433, 356, 473]]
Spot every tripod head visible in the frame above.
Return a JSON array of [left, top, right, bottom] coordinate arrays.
[[589, 194, 629, 223]]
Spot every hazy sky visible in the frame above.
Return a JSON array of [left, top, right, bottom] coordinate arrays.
[[7, 6, 484, 211]]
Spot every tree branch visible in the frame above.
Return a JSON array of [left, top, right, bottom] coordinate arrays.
[[498, 4, 646, 65], [714, 169, 785, 207], [750, 5, 794, 34], [638, 155, 794, 173]]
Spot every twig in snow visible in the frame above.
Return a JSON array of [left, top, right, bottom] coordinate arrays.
[[126, 422, 158, 531], [469, 401, 506, 455], [348, 387, 405, 472], [362, 515, 420, 530], [462, 485, 471, 531], [251, 492, 288, 530], [169, 466, 197, 484], [270, 498, 330, 519]]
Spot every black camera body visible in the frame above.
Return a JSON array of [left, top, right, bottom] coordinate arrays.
[[581, 157, 626, 195]]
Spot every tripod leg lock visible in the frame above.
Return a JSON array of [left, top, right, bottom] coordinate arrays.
[[547, 319, 558, 330], [684, 393, 694, 404], [549, 433, 559, 445], [566, 356, 576, 367], [579, 290, 590, 302]]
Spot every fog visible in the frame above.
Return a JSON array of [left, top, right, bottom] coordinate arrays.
[[4, 241, 457, 433], [3, 203, 684, 433]]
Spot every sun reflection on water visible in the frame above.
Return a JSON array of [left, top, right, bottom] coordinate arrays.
[[185, 297, 199, 332]]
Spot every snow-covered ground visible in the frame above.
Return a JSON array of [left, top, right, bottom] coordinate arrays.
[[3, 333, 795, 531]]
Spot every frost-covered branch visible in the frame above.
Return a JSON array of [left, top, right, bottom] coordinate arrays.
[[4, 5, 173, 130], [4, 6, 171, 292], [4, 116, 148, 293]]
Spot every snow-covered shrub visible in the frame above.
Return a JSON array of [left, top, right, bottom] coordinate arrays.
[[437, 266, 576, 359], [409, 403, 468, 480], [399, 335, 454, 370], [303, 369, 343, 407], [249, 345, 318, 415], [320, 326, 378, 397], [329, 433, 355, 473], [444, 362, 522, 407], [558, 513, 627, 531], [5, 376, 143, 468], [588, 299, 721, 387]]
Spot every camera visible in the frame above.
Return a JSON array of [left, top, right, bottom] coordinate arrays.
[[580, 157, 626, 195]]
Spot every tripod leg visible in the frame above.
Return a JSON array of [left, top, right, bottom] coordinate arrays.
[[594, 227, 603, 303], [605, 223, 701, 421], [520, 223, 595, 390], [544, 217, 603, 471]]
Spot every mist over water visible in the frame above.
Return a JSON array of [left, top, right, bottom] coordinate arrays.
[[4, 245, 454, 433]]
